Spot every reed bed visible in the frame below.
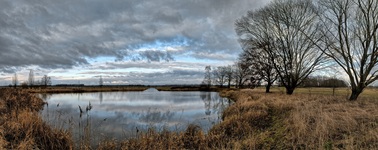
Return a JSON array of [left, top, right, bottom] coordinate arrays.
[[0, 89, 72, 149]]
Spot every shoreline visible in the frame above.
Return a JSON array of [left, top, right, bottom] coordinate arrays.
[[19, 86, 225, 94]]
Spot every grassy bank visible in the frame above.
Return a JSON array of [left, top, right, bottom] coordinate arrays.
[[2, 87, 378, 149], [0, 89, 72, 149], [215, 89, 378, 149]]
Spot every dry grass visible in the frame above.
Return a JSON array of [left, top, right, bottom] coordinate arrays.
[[214, 89, 378, 149], [2, 87, 378, 149], [0, 89, 72, 149], [96, 125, 205, 150]]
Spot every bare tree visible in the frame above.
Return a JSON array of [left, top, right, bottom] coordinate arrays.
[[233, 61, 252, 88], [213, 66, 227, 88], [12, 73, 18, 87], [238, 41, 278, 93], [319, 0, 378, 100], [236, 0, 325, 94], [41, 75, 51, 87], [201, 66, 212, 89], [224, 65, 234, 88], [28, 69, 34, 86]]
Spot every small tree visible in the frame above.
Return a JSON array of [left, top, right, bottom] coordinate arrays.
[[213, 66, 227, 88], [233, 61, 252, 88], [41, 75, 51, 87], [12, 73, 18, 88], [238, 42, 278, 93], [201, 66, 212, 89], [224, 65, 234, 88], [28, 69, 35, 86], [21, 82, 28, 89]]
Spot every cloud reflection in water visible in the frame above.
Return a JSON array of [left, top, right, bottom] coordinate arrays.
[[40, 90, 230, 141]]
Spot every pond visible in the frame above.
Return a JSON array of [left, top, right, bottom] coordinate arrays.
[[40, 88, 231, 143]]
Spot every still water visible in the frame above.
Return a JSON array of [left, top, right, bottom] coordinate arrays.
[[40, 88, 230, 141]]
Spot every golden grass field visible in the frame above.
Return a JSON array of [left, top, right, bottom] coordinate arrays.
[[1, 86, 378, 149]]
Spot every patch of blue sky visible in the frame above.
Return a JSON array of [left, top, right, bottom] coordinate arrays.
[[86, 56, 115, 63], [113, 68, 168, 74], [130, 36, 190, 51]]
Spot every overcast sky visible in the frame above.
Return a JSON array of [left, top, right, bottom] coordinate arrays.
[[0, 0, 271, 85]]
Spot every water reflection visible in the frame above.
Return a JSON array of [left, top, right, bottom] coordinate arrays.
[[40, 90, 230, 142]]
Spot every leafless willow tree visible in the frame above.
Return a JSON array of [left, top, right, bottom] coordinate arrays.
[[238, 42, 278, 93], [41, 75, 51, 87], [213, 66, 228, 87], [236, 0, 325, 94], [233, 61, 252, 88], [319, 0, 378, 100], [224, 65, 234, 88]]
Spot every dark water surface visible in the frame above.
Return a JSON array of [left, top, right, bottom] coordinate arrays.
[[40, 89, 230, 142]]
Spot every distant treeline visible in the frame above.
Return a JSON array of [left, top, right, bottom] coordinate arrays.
[[301, 76, 347, 88]]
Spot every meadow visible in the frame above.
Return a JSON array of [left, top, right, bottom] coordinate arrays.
[[1, 86, 378, 149]]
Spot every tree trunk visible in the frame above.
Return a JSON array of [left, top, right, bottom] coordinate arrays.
[[349, 88, 363, 101], [286, 87, 295, 95], [265, 83, 272, 93]]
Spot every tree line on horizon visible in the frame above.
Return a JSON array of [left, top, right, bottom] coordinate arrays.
[[11, 70, 51, 87], [201, 65, 347, 89], [229, 0, 378, 100]]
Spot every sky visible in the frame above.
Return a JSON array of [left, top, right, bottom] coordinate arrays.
[[0, 0, 271, 85]]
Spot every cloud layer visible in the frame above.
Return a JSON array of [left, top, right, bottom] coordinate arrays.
[[0, 0, 270, 84]]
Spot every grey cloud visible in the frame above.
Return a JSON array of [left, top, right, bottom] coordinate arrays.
[[90, 61, 209, 71], [56, 68, 204, 85], [0, 0, 270, 73], [137, 50, 174, 62]]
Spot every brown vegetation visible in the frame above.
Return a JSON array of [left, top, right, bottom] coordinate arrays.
[[215, 89, 378, 149], [2, 87, 378, 149], [0, 89, 72, 149]]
